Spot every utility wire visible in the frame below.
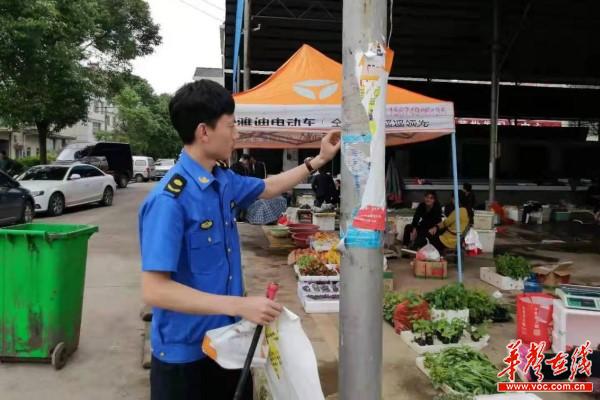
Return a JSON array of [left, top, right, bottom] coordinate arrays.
[[178, 0, 223, 22]]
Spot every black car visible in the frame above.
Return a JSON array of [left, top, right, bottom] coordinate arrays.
[[55, 142, 133, 188], [0, 169, 34, 226]]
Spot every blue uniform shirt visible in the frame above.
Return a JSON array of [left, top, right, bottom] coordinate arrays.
[[139, 151, 265, 363]]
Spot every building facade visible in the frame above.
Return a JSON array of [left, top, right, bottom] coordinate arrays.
[[0, 98, 118, 160]]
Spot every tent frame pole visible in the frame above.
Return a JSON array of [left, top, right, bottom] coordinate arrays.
[[451, 131, 463, 283], [489, 0, 500, 204]]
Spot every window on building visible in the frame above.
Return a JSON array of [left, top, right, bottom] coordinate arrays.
[[94, 101, 100, 113], [105, 114, 110, 128], [92, 122, 102, 133], [36, 148, 40, 156], [62, 139, 66, 148]]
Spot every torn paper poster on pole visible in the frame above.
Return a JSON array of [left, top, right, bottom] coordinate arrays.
[[351, 42, 390, 233]]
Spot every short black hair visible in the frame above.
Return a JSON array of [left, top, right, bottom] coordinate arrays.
[[424, 190, 437, 200], [463, 182, 472, 191], [169, 80, 235, 145]]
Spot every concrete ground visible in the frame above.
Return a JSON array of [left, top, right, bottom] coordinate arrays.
[[242, 223, 600, 400], [1, 182, 598, 399], [0, 183, 150, 400]]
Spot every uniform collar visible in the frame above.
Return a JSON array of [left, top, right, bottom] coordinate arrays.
[[179, 150, 222, 190]]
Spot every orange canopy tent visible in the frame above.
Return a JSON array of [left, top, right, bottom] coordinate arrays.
[[233, 44, 455, 149]]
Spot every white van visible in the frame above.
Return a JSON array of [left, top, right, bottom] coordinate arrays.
[[132, 156, 155, 182]]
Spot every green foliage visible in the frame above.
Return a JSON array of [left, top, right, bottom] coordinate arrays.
[[465, 289, 497, 324], [411, 319, 434, 336], [469, 323, 488, 342], [425, 284, 497, 324], [102, 83, 180, 159], [495, 254, 532, 280], [425, 284, 470, 310], [0, 0, 161, 163], [17, 155, 57, 169], [424, 347, 506, 395], [433, 318, 466, 341]]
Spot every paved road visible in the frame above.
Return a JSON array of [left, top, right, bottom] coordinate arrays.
[[0, 183, 154, 400]]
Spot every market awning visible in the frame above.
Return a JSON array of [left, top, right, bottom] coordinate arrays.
[[234, 45, 455, 149]]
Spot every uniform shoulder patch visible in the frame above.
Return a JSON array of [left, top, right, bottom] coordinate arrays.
[[164, 174, 186, 197], [216, 160, 229, 169]]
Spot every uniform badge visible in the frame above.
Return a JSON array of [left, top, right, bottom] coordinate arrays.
[[165, 174, 186, 197], [199, 176, 210, 184], [200, 220, 213, 230]]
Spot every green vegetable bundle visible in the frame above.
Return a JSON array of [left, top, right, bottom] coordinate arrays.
[[424, 284, 498, 324], [424, 347, 506, 395], [495, 254, 532, 280]]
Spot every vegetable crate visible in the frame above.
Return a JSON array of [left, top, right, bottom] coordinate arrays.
[[551, 298, 600, 353], [480, 267, 524, 291], [431, 308, 469, 323], [297, 283, 339, 313], [474, 229, 496, 253], [400, 330, 489, 354], [473, 211, 495, 230], [516, 293, 554, 345]]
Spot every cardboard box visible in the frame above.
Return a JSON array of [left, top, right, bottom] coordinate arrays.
[[413, 260, 448, 279], [532, 262, 572, 287], [383, 271, 394, 291]]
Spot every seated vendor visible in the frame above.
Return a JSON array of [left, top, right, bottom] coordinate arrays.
[[427, 191, 470, 253], [403, 190, 442, 249]]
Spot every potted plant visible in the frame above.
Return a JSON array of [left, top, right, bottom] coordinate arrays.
[[412, 319, 434, 346], [434, 318, 465, 344], [469, 323, 488, 342], [495, 254, 532, 280]]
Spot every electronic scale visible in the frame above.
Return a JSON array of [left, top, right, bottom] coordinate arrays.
[[556, 284, 600, 312]]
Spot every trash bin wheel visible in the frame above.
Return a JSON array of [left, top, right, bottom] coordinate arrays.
[[51, 342, 67, 370]]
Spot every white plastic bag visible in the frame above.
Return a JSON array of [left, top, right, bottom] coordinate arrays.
[[464, 228, 482, 251], [416, 240, 440, 261], [202, 319, 266, 369], [202, 308, 325, 400]]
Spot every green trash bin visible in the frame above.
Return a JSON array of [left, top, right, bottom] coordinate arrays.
[[0, 223, 98, 369]]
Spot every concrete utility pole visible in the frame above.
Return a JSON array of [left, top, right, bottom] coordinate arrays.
[[339, 0, 386, 399], [489, 0, 500, 203]]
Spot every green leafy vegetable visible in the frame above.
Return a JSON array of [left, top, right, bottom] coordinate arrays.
[[424, 284, 470, 310], [495, 254, 531, 280], [424, 347, 507, 395]]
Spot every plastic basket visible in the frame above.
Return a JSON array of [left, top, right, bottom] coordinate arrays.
[[516, 293, 555, 345]]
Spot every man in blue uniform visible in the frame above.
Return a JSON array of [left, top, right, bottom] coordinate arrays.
[[139, 79, 340, 400]]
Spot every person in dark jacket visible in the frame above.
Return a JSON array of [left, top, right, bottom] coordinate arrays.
[[249, 155, 267, 179], [311, 169, 337, 206], [231, 154, 250, 176], [462, 182, 476, 224], [403, 190, 443, 249]]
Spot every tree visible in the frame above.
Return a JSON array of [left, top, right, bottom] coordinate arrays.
[[97, 78, 180, 159], [0, 0, 161, 163]]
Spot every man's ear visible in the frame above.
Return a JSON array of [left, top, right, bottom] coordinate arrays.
[[195, 123, 209, 143]]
